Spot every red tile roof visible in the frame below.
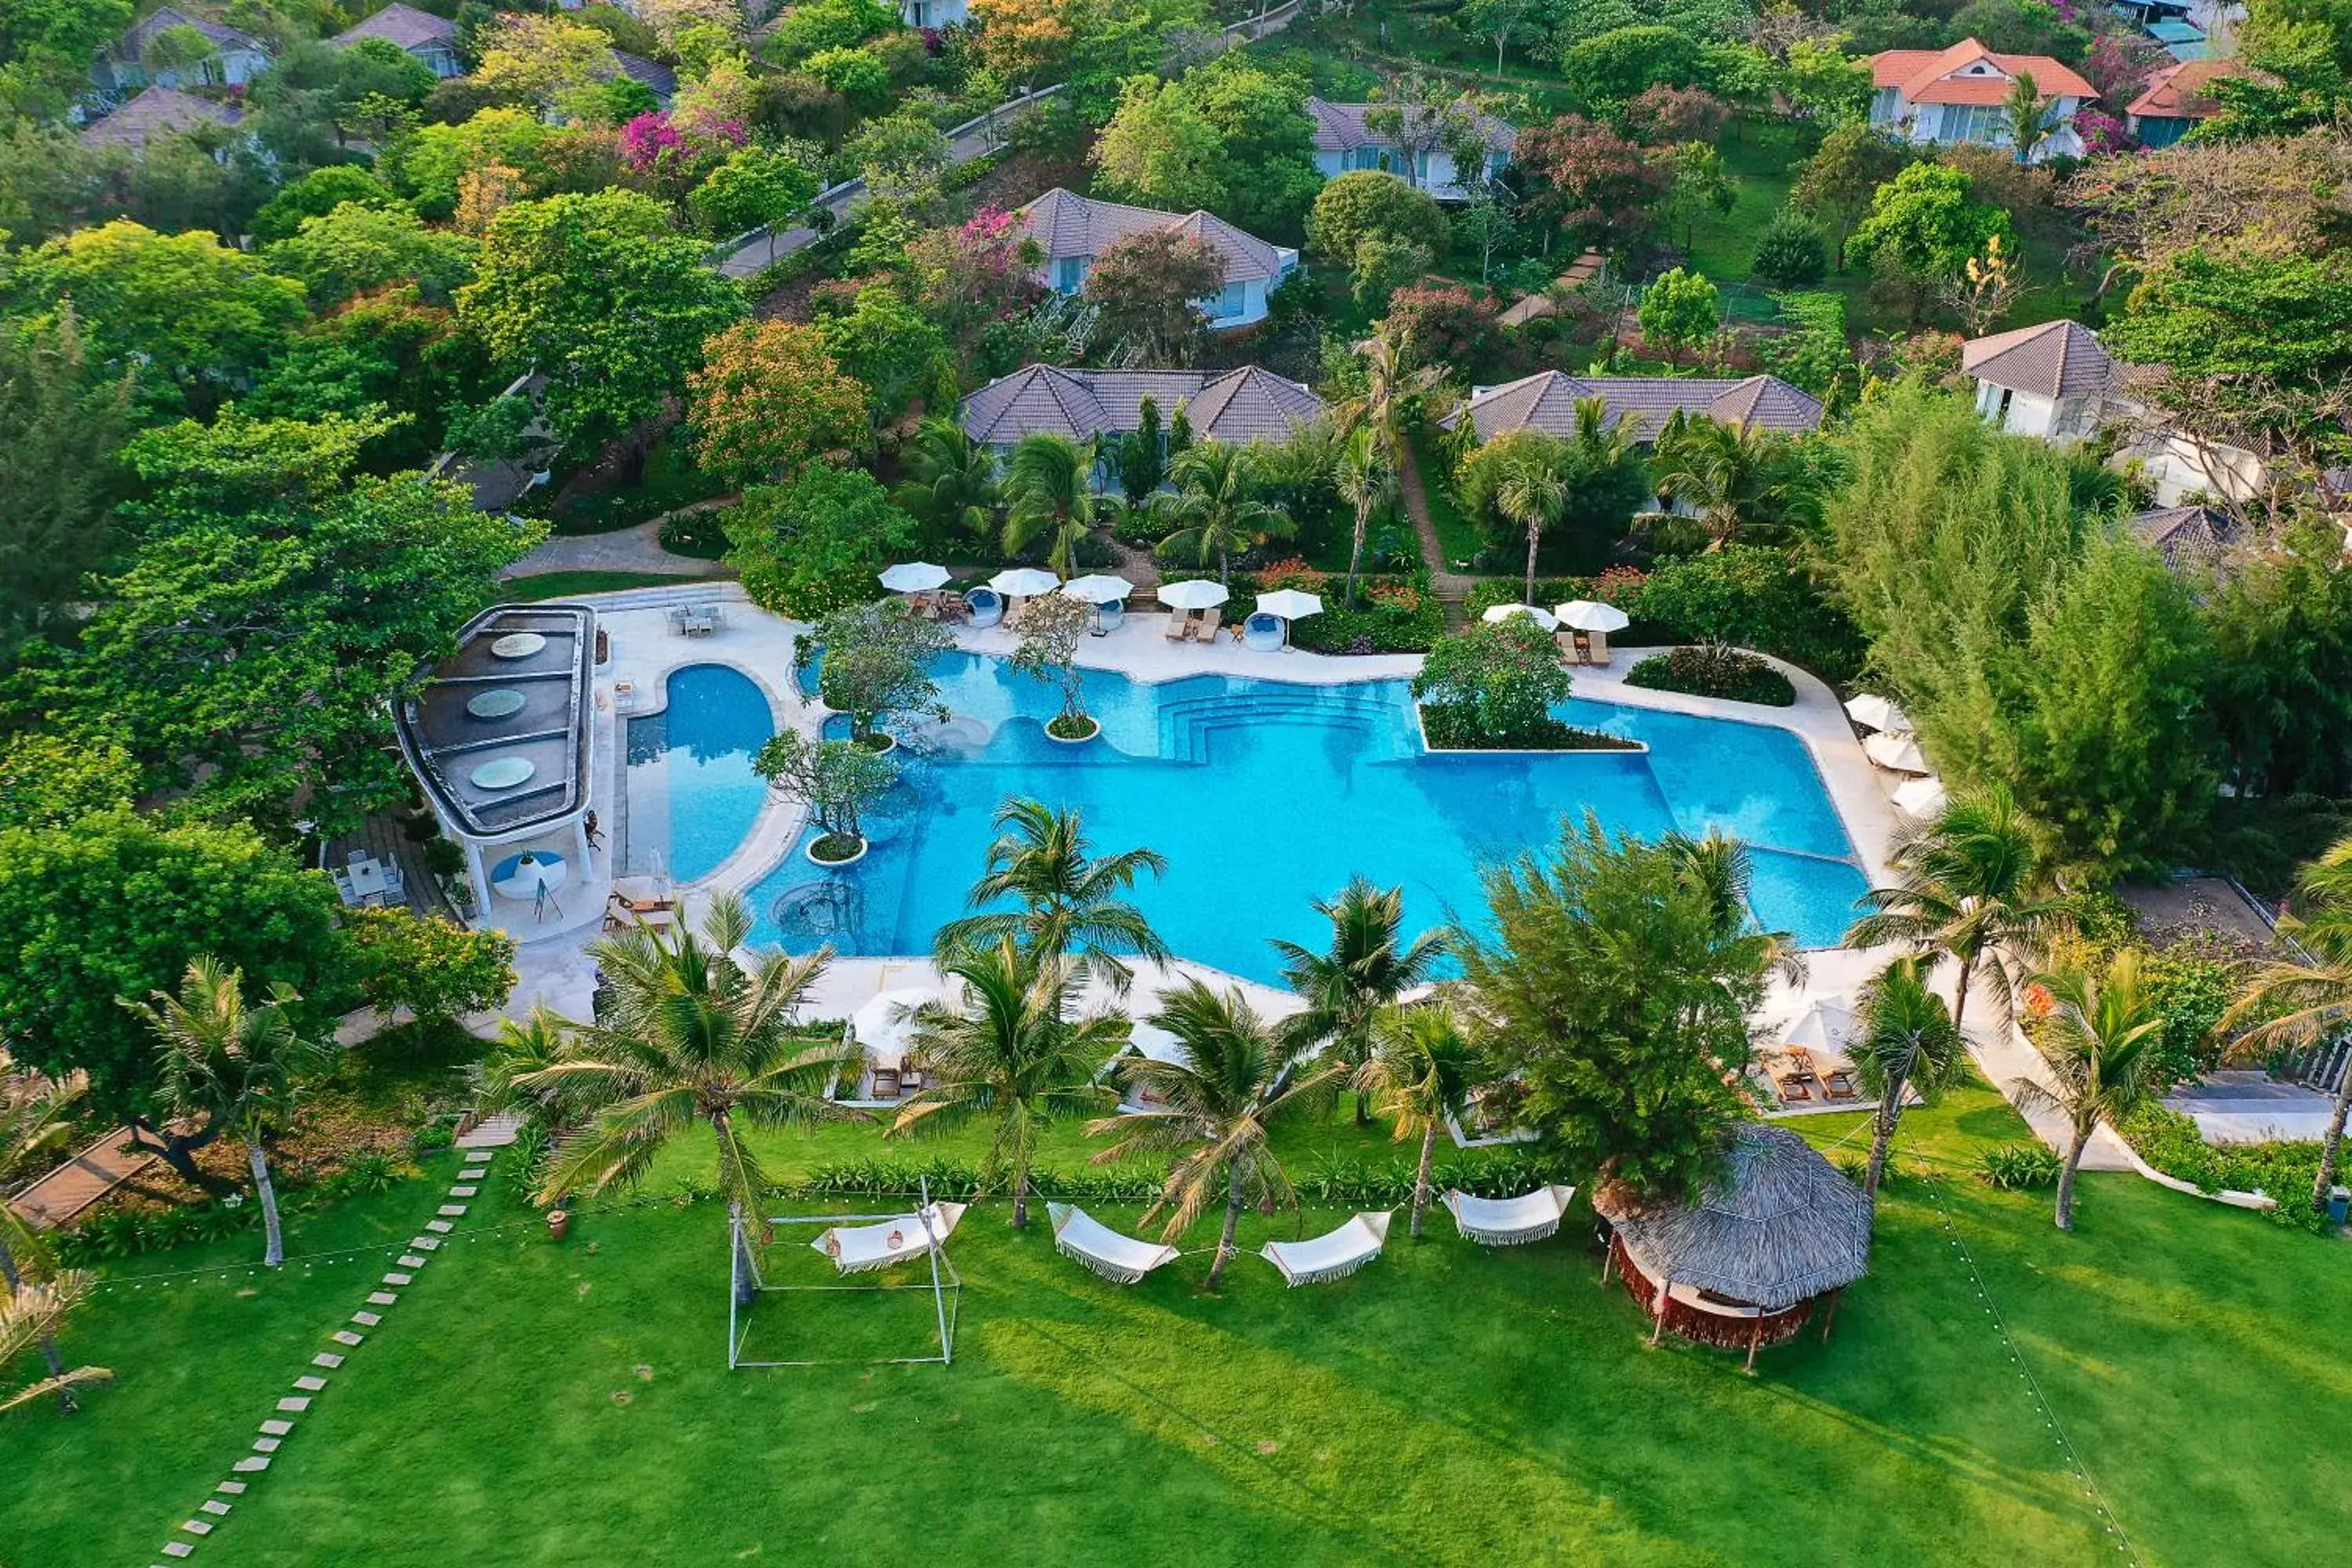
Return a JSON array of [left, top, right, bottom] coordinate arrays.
[[1872, 40, 2096, 104], [2127, 59, 2259, 122]]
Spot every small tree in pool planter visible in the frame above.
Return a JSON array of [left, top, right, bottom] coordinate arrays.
[[811, 597, 954, 746], [1412, 618, 1573, 749], [1009, 593, 1097, 740], [756, 731, 898, 862]]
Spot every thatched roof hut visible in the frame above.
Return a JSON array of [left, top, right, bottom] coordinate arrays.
[[1594, 1125, 1871, 1366]]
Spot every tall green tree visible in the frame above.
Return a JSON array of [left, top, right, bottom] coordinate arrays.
[[1650, 412, 1823, 548], [1001, 433, 1099, 580], [2221, 833, 2352, 1210], [1495, 444, 1570, 606], [1845, 785, 2070, 1033], [1091, 74, 1230, 213], [1272, 879, 1450, 1124], [2000, 71, 2058, 165], [132, 959, 336, 1269], [0, 308, 132, 652], [892, 938, 1127, 1226], [1334, 423, 1397, 605], [1791, 121, 1912, 270], [2014, 950, 2162, 1231], [935, 799, 1168, 998], [1149, 441, 1293, 587], [1849, 956, 1966, 1203], [0, 1073, 81, 1409], [1456, 812, 1785, 1199], [1088, 977, 1342, 1288], [1358, 999, 1493, 1238], [1, 1272, 110, 1417], [894, 417, 1003, 544], [725, 466, 916, 621]]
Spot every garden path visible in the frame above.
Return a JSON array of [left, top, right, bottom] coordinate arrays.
[[1396, 437, 1475, 611], [5, 1127, 158, 1231], [500, 518, 727, 581]]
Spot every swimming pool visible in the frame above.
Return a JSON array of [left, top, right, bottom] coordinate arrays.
[[622, 663, 777, 884], [662, 654, 1872, 986]]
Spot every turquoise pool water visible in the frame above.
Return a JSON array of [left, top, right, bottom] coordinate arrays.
[[695, 654, 1871, 986], [623, 663, 776, 884]]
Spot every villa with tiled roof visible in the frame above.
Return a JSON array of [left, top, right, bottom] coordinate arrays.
[[1962, 319, 2122, 442], [961, 365, 1325, 479], [2125, 58, 2263, 147], [93, 6, 270, 95], [1304, 96, 1515, 201], [1868, 39, 2097, 161], [76, 85, 244, 151], [1013, 189, 1298, 331], [1440, 371, 1824, 445], [330, 5, 463, 78]]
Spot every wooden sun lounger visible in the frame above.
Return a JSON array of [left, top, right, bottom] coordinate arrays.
[[1166, 612, 1191, 641], [1194, 608, 1222, 643]]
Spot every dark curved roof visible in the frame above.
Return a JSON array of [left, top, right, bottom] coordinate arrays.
[[392, 604, 595, 840], [1595, 1124, 1871, 1311], [1441, 370, 1824, 443]]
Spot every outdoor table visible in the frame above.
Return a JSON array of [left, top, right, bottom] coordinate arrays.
[[347, 858, 389, 904]]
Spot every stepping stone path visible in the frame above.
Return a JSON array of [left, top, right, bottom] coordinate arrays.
[[152, 1149, 494, 1559]]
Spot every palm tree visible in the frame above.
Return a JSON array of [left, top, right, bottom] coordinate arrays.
[[1270, 878, 1450, 1123], [132, 959, 333, 1269], [1665, 829, 1803, 981], [1495, 448, 1567, 607], [1650, 412, 1819, 550], [2, 1272, 111, 1416], [891, 938, 1128, 1227], [2002, 71, 2056, 165], [1843, 784, 2068, 1033], [1, 1074, 82, 1410], [935, 798, 1171, 996], [2219, 833, 2352, 1210], [1336, 317, 1443, 467], [511, 895, 858, 1299], [1357, 999, 1490, 1239], [1850, 956, 1966, 1203], [894, 416, 1000, 543], [1334, 423, 1396, 605], [2013, 950, 2162, 1231], [1002, 432, 1098, 579], [1149, 441, 1293, 587], [1088, 978, 1343, 1288]]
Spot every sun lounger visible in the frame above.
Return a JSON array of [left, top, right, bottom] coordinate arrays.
[[1820, 1066, 1858, 1102], [1047, 1202, 1181, 1284], [809, 1203, 966, 1275], [1194, 608, 1222, 644], [1443, 1184, 1577, 1247], [1261, 1211, 1391, 1287], [1166, 612, 1190, 641]]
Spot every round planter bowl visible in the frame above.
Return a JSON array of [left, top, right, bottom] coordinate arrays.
[[855, 733, 899, 757], [808, 834, 869, 867], [1045, 717, 1101, 745]]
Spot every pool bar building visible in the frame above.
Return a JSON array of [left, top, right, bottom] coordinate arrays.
[[394, 603, 599, 920]]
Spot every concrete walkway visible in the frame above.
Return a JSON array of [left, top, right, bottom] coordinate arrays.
[[1396, 438, 1475, 606], [5, 1127, 158, 1230], [501, 518, 726, 582]]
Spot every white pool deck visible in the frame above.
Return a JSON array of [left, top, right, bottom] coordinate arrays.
[[485, 583, 2125, 1169]]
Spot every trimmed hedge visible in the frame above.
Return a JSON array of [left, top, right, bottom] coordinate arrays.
[[1624, 647, 1797, 706]]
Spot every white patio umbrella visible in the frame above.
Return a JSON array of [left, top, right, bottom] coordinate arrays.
[[1059, 573, 1134, 603], [987, 567, 1060, 597], [1891, 775, 1950, 818], [1554, 600, 1631, 633], [1483, 603, 1559, 631], [878, 561, 950, 593], [1255, 588, 1324, 621], [1156, 579, 1229, 610], [850, 985, 946, 1070], [1843, 693, 1910, 734], [1863, 731, 1929, 775], [1784, 996, 1859, 1062]]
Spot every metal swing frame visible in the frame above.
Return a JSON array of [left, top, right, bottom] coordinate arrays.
[[726, 1177, 964, 1370]]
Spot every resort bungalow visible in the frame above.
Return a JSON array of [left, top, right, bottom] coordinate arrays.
[[329, 5, 464, 78], [902, 0, 968, 26], [2131, 503, 2243, 572], [1304, 96, 1515, 201], [93, 7, 270, 94], [1013, 188, 1298, 332], [613, 49, 678, 107], [391, 603, 599, 925], [960, 364, 1326, 485], [75, 85, 243, 152], [1867, 39, 2096, 162], [2125, 57, 2259, 146], [1439, 370, 1825, 445]]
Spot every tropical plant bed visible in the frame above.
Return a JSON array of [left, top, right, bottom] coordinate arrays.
[[1045, 714, 1099, 742], [1417, 704, 1642, 753], [807, 833, 867, 865], [1624, 647, 1798, 707], [851, 733, 898, 755], [2117, 1104, 2333, 1234]]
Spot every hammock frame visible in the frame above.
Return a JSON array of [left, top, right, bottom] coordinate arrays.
[[727, 1178, 964, 1370]]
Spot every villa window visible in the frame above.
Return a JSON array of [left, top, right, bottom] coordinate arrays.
[[1940, 103, 2009, 144], [1209, 281, 1246, 320], [1054, 255, 1087, 292], [1869, 87, 1900, 124]]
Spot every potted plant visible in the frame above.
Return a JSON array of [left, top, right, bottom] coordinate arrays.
[[754, 730, 899, 864], [1010, 592, 1100, 743]]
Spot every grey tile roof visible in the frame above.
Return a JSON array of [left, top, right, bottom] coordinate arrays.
[[1013, 188, 1289, 285], [1962, 320, 2118, 399], [1440, 371, 1825, 443], [112, 6, 265, 60], [77, 85, 243, 149], [1303, 97, 1515, 155], [614, 49, 677, 103], [2130, 504, 2241, 570], [331, 4, 458, 50], [961, 365, 1325, 446]]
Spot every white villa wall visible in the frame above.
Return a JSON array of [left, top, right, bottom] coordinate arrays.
[[1312, 145, 1507, 201], [1040, 257, 1293, 330], [902, 0, 968, 24], [1870, 89, 2085, 162]]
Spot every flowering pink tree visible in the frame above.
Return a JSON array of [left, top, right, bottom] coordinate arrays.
[[619, 110, 746, 194], [908, 205, 1047, 354], [2073, 107, 2134, 158]]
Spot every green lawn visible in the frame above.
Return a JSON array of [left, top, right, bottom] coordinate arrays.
[[502, 569, 718, 602], [5, 1085, 2344, 1566]]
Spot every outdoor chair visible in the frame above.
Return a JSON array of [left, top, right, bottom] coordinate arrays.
[[1194, 608, 1223, 643], [871, 1068, 902, 1100], [1820, 1066, 1858, 1102], [1165, 612, 1189, 641], [1556, 630, 1584, 665]]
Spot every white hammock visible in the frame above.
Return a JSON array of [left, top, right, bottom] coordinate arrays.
[[1444, 1184, 1578, 1247], [1261, 1211, 1392, 1287], [808, 1203, 967, 1275], [1047, 1203, 1180, 1285]]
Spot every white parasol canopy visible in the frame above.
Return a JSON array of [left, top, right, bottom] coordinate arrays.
[[1059, 573, 1135, 603], [1255, 588, 1324, 621], [1891, 775, 1950, 818], [1157, 579, 1229, 610], [1863, 732, 1929, 775], [850, 985, 945, 1069], [1483, 603, 1559, 631], [1784, 996, 1857, 1055], [1555, 599, 1631, 633], [988, 567, 1060, 597], [1844, 693, 1910, 733], [878, 561, 950, 593]]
